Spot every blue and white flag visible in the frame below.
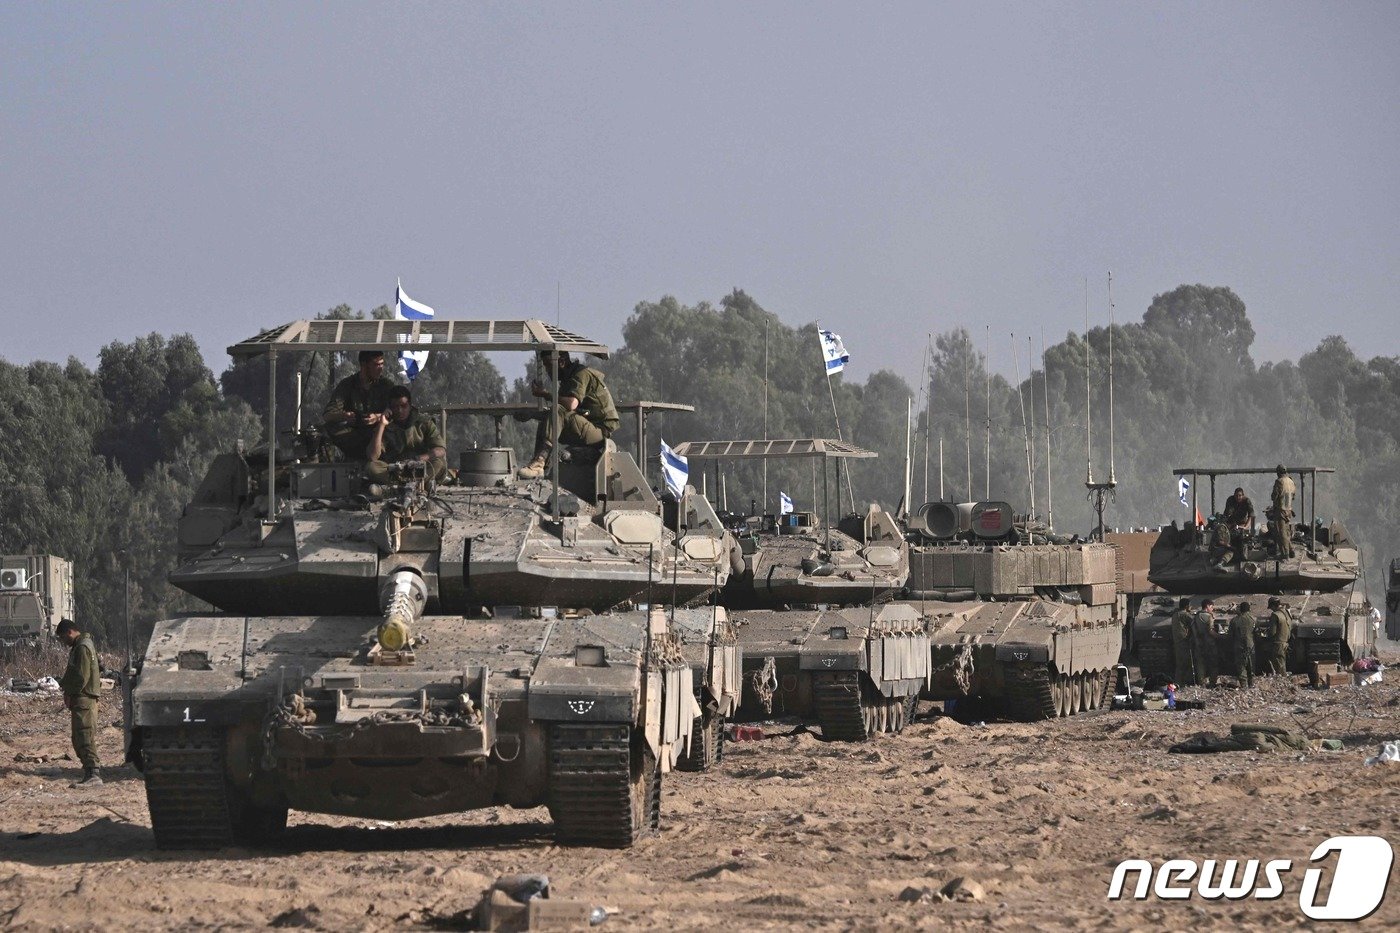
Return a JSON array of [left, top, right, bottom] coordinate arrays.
[[395, 279, 434, 381], [779, 491, 793, 515], [818, 328, 850, 375], [660, 438, 688, 498], [1177, 476, 1191, 506]]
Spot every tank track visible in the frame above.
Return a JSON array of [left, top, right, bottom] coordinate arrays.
[[813, 672, 872, 742], [677, 704, 723, 773], [1003, 665, 1113, 721], [548, 723, 657, 848], [1303, 639, 1342, 667], [1003, 664, 1058, 721], [143, 726, 234, 850]]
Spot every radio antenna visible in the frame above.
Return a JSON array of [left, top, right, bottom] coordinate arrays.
[[1107, 271, 1117, 485], [1012, 334, 1035, 519], [984, 325, 991, 499], [964, 369, 972, 502], [1083, 275, 1093, 485], [1027, 334, 1037, 517], [1041, 327, 1054, 531]]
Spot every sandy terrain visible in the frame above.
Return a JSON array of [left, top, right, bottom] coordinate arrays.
[[3, 655, 1399, 931]]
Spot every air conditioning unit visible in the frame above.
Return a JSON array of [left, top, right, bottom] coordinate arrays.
[[0, 569, 28, 590]]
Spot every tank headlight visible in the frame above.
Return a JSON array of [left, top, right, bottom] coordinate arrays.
[[378, 618, 410, 652]]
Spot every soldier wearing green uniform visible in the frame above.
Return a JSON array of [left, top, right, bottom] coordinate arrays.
[[1269, 465, 1296, 558], [1230, 602, 1256, 688], [1263, 596, 1292, 675], [323, 350, 397, 460], [517, 351, 620, 479], [1170, 598, 1196, 686], [1192, 598, 1219, 688], [56, 619, 103, 785], [366, 385, 447, 483]]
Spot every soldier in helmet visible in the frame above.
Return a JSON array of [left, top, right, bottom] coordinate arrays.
[[56, 619, 103, 786], [1263, 596, 1293, 675], [1269, 465, 1296, 558], [1230, 602, 1256, 689], [516, 351, 620, 479], [1222, 488, 1254, 565], [1170, 597, 1196, 686]]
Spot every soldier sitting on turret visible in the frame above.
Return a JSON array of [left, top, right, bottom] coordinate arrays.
[[1222, 487, 1254, 564], [323, 350, 396, 460], [1208, 517, 1234, 570], [366, 386, 447, 484]]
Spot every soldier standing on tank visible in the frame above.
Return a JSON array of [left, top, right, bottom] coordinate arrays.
[[1192, 598, 1219, 687], [1171, 598, 1196, 686], [1230, 602, 1256, 688], [56, 619, 103, 786], [516, 351, 620, 479], [1269, 465, 1296, 558], [323, 349, 396, 460], [1264, 596, 1292, 675]]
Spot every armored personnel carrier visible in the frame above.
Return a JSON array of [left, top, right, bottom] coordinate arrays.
[[670, 439, 909, 608], [902, 501, 1124, 720], [129, 319, 712, 849], [733, 603, 929, 740], [1134, 466, 1373, 678]]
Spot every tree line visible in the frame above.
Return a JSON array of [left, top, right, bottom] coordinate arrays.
[[1, 283, 1394, 649]]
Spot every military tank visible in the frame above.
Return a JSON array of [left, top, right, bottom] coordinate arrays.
[[670, 439, 909, 608], [663, 439, 923, 741], [901, 500, 1125, 721], [732, 603, 929, 740], [128, 319, 712, 849], [1133, 466, 1373, 678]]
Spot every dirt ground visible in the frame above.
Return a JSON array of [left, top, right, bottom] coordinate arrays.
[[3, 652, 1399, 931]]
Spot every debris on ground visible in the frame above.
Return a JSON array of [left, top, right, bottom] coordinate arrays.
[[1364, 741, 1400, 765], [1169, 722, 1331, 754], [472, 874, 607, 931]]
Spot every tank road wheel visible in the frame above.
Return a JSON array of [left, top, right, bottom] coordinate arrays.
[[1050, 676, 1067, 718], [677, 708, 722, 773], [142, 726, 235, 850], [876, 701, 890, 733], [548, 723, 659, 848], [1086, 671, 1101, 710], [1075, 673, 1089, 715], [889, 697, 905, 733], [814, 673, 875, 742]]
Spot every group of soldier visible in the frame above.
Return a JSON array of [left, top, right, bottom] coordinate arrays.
[[320, 347, 618, 486], [1207, 466, 1297, 569], [1170, 594, 1293, 689]]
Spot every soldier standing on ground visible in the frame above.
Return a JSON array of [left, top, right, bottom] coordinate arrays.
[[1193, 598, 1219, 687], [56, 619, 102, 786], [1171, 597, 1196, 686], [516, 351, 620, 479], [1270, 465, 1296, 558], [1265, 596, 1292, 675], [1230, 602, 1257, 689]]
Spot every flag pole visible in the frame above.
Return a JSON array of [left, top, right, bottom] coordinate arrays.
[[763, 320, 769, 515], [817, 322, 856, 515]]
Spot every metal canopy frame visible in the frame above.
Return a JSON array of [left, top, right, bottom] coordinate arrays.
[[423, 400, 695, 462], [1173, 465, 1333, 554], [229, 319, 609, 523], [671, 439, 876, 460], [672, 439, 878, 551], [228, 318, 610, 358]]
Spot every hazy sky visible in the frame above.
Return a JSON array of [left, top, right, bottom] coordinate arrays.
[[3, 2, 1397, 385]]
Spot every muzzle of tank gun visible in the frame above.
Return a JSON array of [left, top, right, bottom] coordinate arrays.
[[378, 569, 427, 652]]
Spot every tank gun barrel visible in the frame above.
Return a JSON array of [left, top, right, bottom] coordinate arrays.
[[378, 570, 427, 651]]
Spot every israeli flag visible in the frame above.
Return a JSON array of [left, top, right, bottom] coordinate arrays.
[[395, 279, 433, 381], [819, 329, 850, 375], [780, 491, 793, 515], [1177, 477, 1191, 506], [660, 438, 688, 498]]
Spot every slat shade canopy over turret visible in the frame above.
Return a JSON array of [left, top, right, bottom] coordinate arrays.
[[228, 319, 610, 358], [671, 439, 876, 460]]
